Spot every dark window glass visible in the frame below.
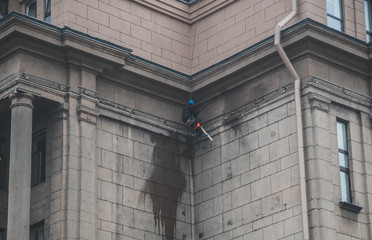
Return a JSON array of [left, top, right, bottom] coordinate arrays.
[[337, 121, 351, 203], [0, 0, 8, 19], [0, 228, 6, 240], [327, 0, 344, 31], [45, 0, 51, 23], [26, 0, 37, 18], [31, 131, 46, 187], [0, 138, 7, 190], [365, 0, 372, 42], [30, 221, 44, 240]]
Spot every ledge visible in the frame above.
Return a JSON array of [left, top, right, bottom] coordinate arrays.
[[339, 201, 362, 213]]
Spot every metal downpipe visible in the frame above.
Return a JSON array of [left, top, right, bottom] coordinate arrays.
[[274, 0, 310, 239]]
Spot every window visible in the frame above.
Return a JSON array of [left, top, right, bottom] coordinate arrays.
[[26, 0, 37, 18], [30, 221, 44, 240], [44, 0, 51, 23], [327, 0, 343, 31], [337, 121, 351, 203], [365, 0, 372, 42], [31, 131, 46, 187], [178, 0, 196, 3], [0, 0, 7, 19]]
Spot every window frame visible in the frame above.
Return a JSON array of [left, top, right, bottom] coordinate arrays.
[[30, 221, 44, 240], [44, 0, 51, 23], [365, 0, 372, 42], [26, 0, 37, 18], [31, 130, 46, 187], [0, 0, 8, 19], [327, 0, 344, 32], [336, 119, 362, 213], [336, 120, 352, 203]]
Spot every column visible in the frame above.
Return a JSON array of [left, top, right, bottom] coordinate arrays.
[[7, 93, 34, 240]]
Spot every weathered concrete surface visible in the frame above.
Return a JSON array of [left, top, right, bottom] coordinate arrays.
[[7, 93, 34, 240]]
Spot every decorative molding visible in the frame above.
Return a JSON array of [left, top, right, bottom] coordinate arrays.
[[77, 105, 99, 124], [308, 93, 331, 112], [9, 92, 35, 110], [132, 0, 234, 24], [50, 103, 69, 122]]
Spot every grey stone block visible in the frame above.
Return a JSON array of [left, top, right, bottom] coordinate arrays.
[[258, 123, 279, 147], [242, 200, 262, 224], [248, 113, 268, 132], [195, 199, 214, 222], [202, 183, 222, 202], [223, 207, 243, 231], [251, 176, 271, 201], [97, 199, 112, 222], [249, 146, 270, 169], [240, 131, 259, 155], [97, 129, 113, 151], [260, 160, 280, 178], [232, 184, 251, 208], [113, 136, 134, 157], [271, 168, 291, 193], [202, 148, 221, 171], [203, 214, 223, 238], [268, 104, 288, 125], [284, 215, 302, 236], [114, 204, 134, 227], [278, 115, 296, 139], [241, 168, 260, 185], [221, 139, 240, 162]]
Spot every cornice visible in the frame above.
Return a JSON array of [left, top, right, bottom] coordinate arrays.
[[0, 12, 131, 68], [188, 19, 371, 106], [132, 0, 234, 24], [1, 14, 371, 105]]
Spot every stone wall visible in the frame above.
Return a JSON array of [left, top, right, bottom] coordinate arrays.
[[193, 91, 302, 239], [96, 116, 193, 239], [52, 0, 192, 74], [303, 89, 372, 239], [48, 0, 368, 74]]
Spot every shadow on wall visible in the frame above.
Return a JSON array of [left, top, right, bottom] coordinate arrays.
[[142, 133, 188, 240]]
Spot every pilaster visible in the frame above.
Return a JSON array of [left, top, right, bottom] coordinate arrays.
[[64, 63, 99, 240], [307, 93, 337, 239], [360, 112, 372, 239]]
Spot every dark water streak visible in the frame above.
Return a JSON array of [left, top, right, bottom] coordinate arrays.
[[143, 133, 187, 240]]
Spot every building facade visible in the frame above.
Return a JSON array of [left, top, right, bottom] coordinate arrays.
[[0, 0, 372, 239]]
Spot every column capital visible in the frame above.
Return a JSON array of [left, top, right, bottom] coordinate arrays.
[[9, 92, 35, 110]]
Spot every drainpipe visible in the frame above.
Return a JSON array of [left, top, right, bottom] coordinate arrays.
[[274, 1, 310, 240]]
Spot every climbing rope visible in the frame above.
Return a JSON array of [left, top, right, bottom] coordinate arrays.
[[189, 0, 201, 100], [187, 1, 201, 238]]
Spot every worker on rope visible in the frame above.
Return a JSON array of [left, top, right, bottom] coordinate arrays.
[[182, 100, 213, 141], [182, 99, 197, 126]]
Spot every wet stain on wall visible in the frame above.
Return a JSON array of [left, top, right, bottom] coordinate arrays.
[[143, 133, 188, 240]]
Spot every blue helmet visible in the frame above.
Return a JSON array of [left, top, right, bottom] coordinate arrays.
[[188, 100, 194, 105]]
